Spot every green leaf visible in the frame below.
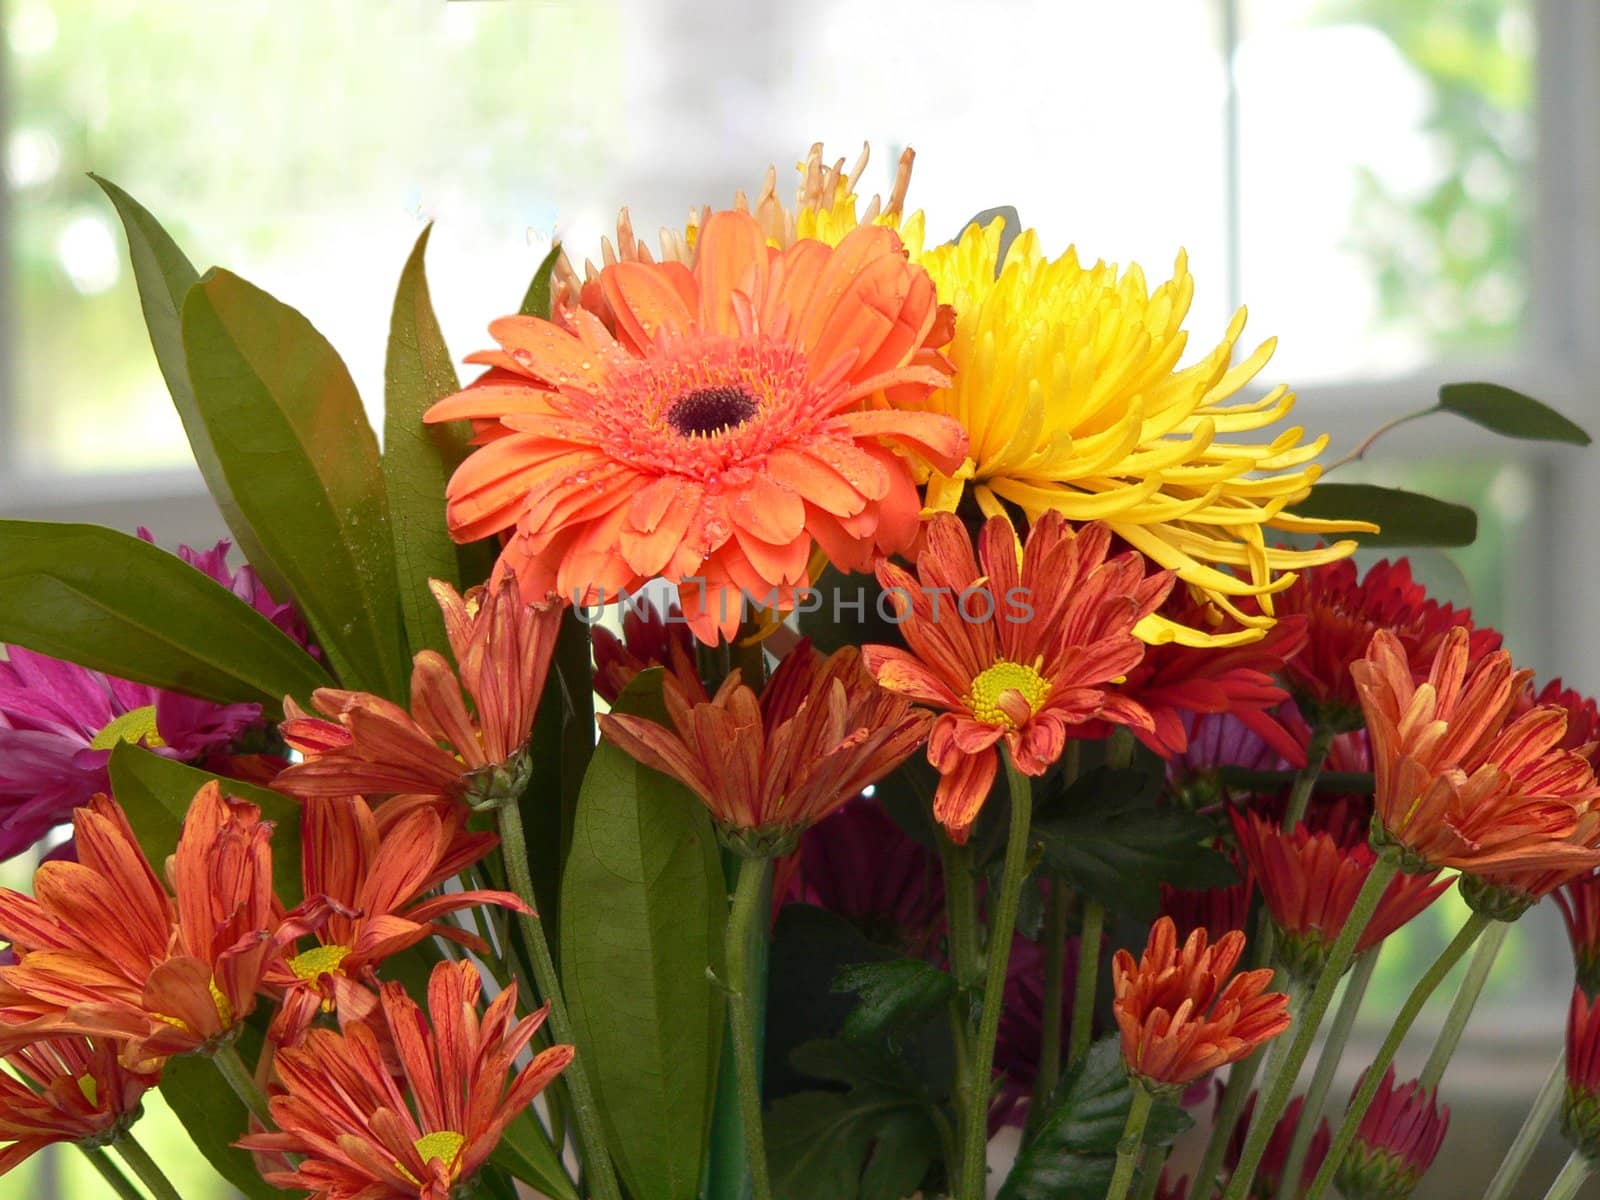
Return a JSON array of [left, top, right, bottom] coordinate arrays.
[[1437, 381, 1592, 445], [998, 1038, 1191, 1200], [107, 743, 304, 906], [182, 269, 407, 698], [559, 682, 726, 1200], [382, 224, 493, 660], [768, 1041, 942, 1200], [834, 959, 955, 1044], [490, 1106, 580, 1200], [160, 1019, 289, 1200], [1292, 482, 1478, 548], [91, 175, 292, 603], [520, 242, 563, 318], [0, 520, 331, 712], [1033, 767, 1233, 919]]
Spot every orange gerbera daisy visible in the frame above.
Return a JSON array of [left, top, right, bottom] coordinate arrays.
[[862, 511, 1173, 842], [274, 577, 561, 807], [425, 209, 967, 644], [240, 960, 573, 1200], [1353, 626, 1600, 910], [1112, 916, 1291, 1089], [599, 643, 929, 852], [265, 796, 527, 1047], [0, 1036, 155, 1172], [0, 785, 307, 1068]]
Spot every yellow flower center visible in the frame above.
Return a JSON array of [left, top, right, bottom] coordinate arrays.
[[209, 977, 234, 1028], [288, 943, 352, 982], [78, 1075, 99, 1107], [88, 705, 164, 751], [967, 660, 1051, 729], [398, 1130, 466, 1183]]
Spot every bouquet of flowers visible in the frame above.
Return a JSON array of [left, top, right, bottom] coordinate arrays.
[[2, 143, 1599, 1200]]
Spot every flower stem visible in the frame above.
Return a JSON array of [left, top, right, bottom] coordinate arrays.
[[956, 749, 1035, 1200], [1106, 1085, 1156, 1200], [210, 1041, 271, 1126], [1301, 911, 1494, 1200], [939, 832, 981, 1188], [1220, 852, 1402, 1200], [1483, 1053, 1566, 1200], [1067, 899, 1104, 1069], [1540, 1150, 1594, 1200], [1192, 1045, 1266, 1200], [113, 1131, 183, 1200], [1130, 1138, 1171, 1200], [80, 1146, 143, 1200], [1030, 877, 1071, 1117], [1324, 407, 1433, 472], [726, 854, 776, 1200], [1418, 917, 1509, 1091], [1282, 724, 1335, 830], [1279, 947, 1381, 1200], [494, 795, 623, 1200]]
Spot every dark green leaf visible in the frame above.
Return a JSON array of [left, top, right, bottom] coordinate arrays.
[[520, 242, 563, 318], [1218, 767, 1375, 796], [768, 1042, 942, 1200], [108, 743, 304, 905], [382, 224, 493, 660], [182, 269, 407, 697], [490, 1106, 580, 1200], [998, 1038, 1191, 1200], [1292, 483, 1477, 548], [160, 1019, 289, 1199], [91, 175, 293, 603], [1034, 768, 1233, 919], [1437, 381, 1592, 445], [834, 959, 955, 1044], [559, 679, 726, 1200], [0, 520, 330, 712]]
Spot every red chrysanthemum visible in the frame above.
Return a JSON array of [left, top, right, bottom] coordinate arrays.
[[1336, 1067, 1449, 1200], [426, 210, 968, 644], [1565, 985, 1600, 1159], [1276, 557, 1502, 729], [0, 1036, 155, 1172], [1111, 917, 1290, 1089], [591, 594, 700, 705], [1557, 871, 1600, 996], [864, 512, 1172, 842], [1230, 809, 1451, 978], [1222, 1090, 1331, 1200]]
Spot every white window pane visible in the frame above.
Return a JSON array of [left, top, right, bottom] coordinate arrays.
[[1237, 0, 1533, 380]]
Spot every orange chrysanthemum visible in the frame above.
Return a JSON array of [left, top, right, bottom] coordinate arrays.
[[1111, 916, 1291, 1089], [599, 643, 928, 850], [240, 960, 573, 1200], [425, 209, 967, 644], [0, 786, 308, 1069], [274, 577, 560, 806], [1229, 809, 1451, 978], [1353, 626, 1600, 909], [264, 796, 527, 1047], [863, 511, 1173, 842], [0, 1036, 154, 1172]]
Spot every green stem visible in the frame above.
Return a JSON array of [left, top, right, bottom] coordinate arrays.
[[1325, 407, 1434, 472], [1130, 1139, 1171, 1200], [1483, 1053, 1566, 1200], [494, 796, 623, 1200], [956, 750, 1035, 1200], [1068, 900, 1105, 1068], [1106, 1086, 1156, 1200], [210, 1040, 271, 1125], [1540, 1150, 1594, 1200], [939, 832, 980, 1189], [1282, 725, 1335, 830], [80, 1145, 143, 1200], [1192, 1045, 1267, 1200], [1279, 947, 1381, 1200], [113, 1131, 183, 1200], [1030, 878, 1071, 1118], [1418, 917, 1510, 1091], [1301, 911, 1494, 1200], [1220, 853, 1402, 1200], [726, 855, 777, 1200]]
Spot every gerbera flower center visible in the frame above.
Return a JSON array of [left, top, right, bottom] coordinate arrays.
[[88, 705, 164, 751], [412, 1129, 465, 1175], [967, 660, 1051, 729], [288, 943, 352, 981], [667, 385, 759, 438]]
